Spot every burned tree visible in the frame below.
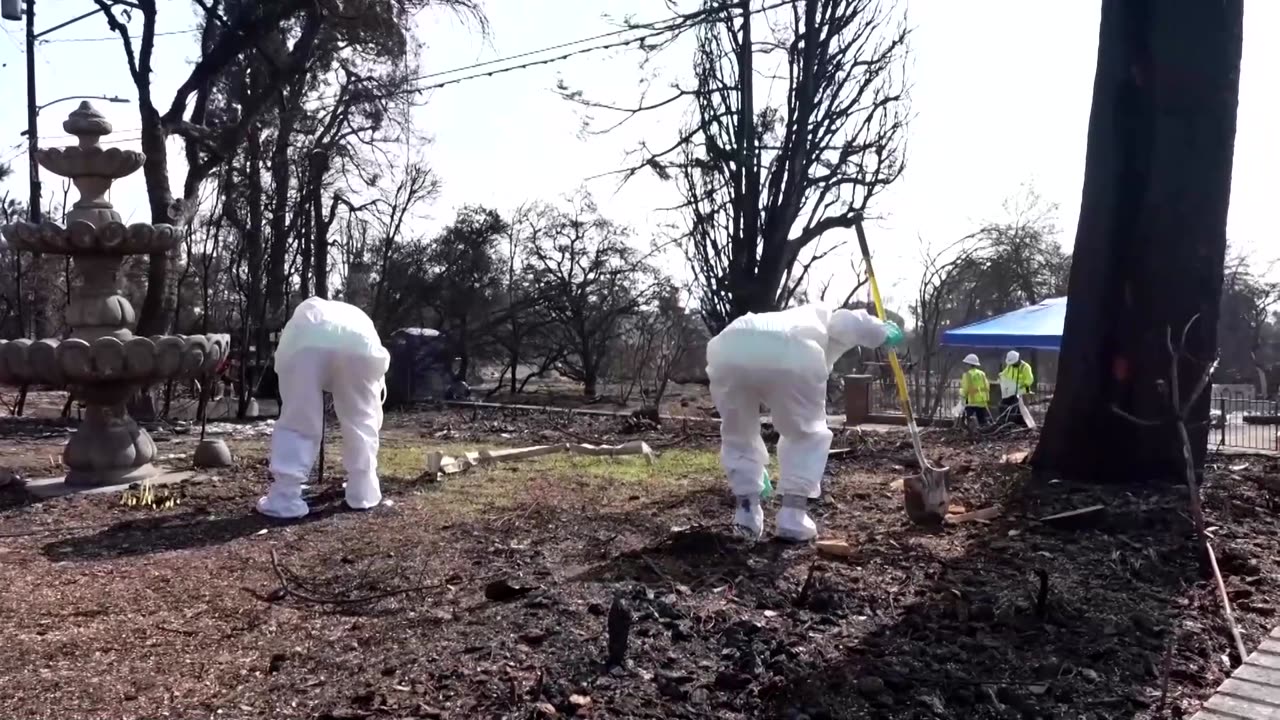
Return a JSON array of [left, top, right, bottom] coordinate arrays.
[[92, 0, 484, 335], [1032, 0, 1244, 481], [525, 193, 656, 398], [562, 0, 909, 331]]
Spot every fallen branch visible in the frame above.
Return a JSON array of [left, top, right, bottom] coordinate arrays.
[[794, 561, 823, 607], [1158, 634, 1176, 717], [1111, 317, 1247, 664], [421, 440, 655, 480], [266, 548, 461, 606], [1034, 568, 1049, 620]]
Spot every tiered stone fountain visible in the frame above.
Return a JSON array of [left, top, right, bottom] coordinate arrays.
[[0, 102, 230, 490]]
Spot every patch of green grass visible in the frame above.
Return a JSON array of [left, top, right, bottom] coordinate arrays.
[[232, 437, 779, 522], [377, 444, 433, 478], [375, 443, 777, 520]]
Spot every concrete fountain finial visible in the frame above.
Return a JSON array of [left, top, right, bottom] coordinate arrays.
[[35, 103, 145, 230], [64, 101, 113, 146]]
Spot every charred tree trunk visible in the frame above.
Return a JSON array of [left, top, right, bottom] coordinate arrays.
[[237, 127, 267, 419], [265, 103, 299, 325], [1032, 0, 1243, 481], [298, 178, 313, 300], [138, 107, 177, 337]]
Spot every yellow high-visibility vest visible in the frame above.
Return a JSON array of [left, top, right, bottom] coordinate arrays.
[[999, 361, 1035, 398], [962, 367, 990, 407]]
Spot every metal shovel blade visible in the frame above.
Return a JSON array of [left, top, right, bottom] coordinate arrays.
[[904, 464, 951, 525]]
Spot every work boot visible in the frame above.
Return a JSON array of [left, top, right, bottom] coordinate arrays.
[[733, 494, 765, 541], [776, 494, 817, 542]]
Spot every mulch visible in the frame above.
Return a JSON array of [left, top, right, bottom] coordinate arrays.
[[0, 408, 1278, 719]]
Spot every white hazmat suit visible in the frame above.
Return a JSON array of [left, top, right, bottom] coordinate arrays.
[[257, 297, 390, 519], [706, 305, 900, 541]]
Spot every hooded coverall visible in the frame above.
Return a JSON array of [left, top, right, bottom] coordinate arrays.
[[706, 305, 898, 540], [257, 297, 390, 519]]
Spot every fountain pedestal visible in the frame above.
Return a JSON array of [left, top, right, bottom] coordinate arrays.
[[63, 384, 158, 486]]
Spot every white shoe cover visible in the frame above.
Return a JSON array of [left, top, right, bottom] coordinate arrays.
[[733, 495, 764, 540], [256, 492, 309, 520], [342, 480, 382, 511], [776, 507, 817, 542]]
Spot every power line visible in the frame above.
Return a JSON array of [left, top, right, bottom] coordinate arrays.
[[29, 135, 141, 147], [1, 142, 26, 168], [310, 0, 796, 104], [404, 14, 684, 83], [95, 136, 142, 145], [38, 28, 196, 44], [1, 23, 22, 54], [31, 0, 796, 149], [40, 128, 144, 141], [412, 0, 786, 88]]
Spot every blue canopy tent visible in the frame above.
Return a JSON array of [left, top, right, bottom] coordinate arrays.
[[941, 297, 1066, 351]]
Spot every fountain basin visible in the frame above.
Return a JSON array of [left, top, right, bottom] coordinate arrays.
[[37, 145, 143, 181], [0, 334, 230, 387], [0, 332, 230, 488], [1, 220, 181, 256]]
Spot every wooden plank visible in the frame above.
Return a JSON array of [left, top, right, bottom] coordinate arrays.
[[1235, 664, 1280, 689], [1219, 678, 1280, 706], [1202, 692, 1280, 719], [1194, 710, 1249, 720], [1203, 691, 1280, 717], [1194, 625, 1280, 719], [1246, 651, 1280, 671]]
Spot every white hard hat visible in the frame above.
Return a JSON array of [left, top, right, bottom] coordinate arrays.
[[1005, 350, 1020, 365], [963, 353, 981, 366]]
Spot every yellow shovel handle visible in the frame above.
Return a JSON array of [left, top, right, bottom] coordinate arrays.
[[854, 220, 933, 469]]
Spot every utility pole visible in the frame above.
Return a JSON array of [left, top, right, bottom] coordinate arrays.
[[24, 0, 38, 224], [16, 0, 34, 347]]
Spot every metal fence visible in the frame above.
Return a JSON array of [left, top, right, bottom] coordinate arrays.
[[863, 379, 1279, 451], [866, 377, 1055, 422], [1213, 394, 1279, 452]]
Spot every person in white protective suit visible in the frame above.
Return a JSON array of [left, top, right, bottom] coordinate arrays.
[[706, 305, 904, 541], [256, 297, 390, 519]]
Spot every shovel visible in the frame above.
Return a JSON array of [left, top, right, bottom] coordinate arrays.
[[890, 375, 950, 524], [855, 220, 951, 524], [1017, 396, 1037, 430]]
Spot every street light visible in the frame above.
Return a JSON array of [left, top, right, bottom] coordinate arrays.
[[20, 96, 131, 136], [38, 95, 130, 114]]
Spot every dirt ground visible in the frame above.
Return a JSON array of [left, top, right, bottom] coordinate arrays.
[[2, 402, 1280, 720]]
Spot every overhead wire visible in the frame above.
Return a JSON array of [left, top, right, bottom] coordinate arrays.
[[37, 28, 196, 44], [1, 23, 22, 53], [1, 142, 26, 168], [25, 0, 799, 150], [307, 0, 800, 104], [41, 128, 144, 142]]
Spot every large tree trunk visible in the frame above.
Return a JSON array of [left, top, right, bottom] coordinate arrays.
[[137, 105, 177, 337], [1032, 0, 1243, 481]]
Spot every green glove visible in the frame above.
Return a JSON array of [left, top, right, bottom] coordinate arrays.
[[883, 320, 905, 348], [761, 468, 774, 500]]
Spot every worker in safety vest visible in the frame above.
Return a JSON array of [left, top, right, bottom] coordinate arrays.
[[960, 354, 991, 426], [998, 350, 1035, 426]]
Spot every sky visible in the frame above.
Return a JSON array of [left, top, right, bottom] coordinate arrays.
[[0, 1, 1276, 314]]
